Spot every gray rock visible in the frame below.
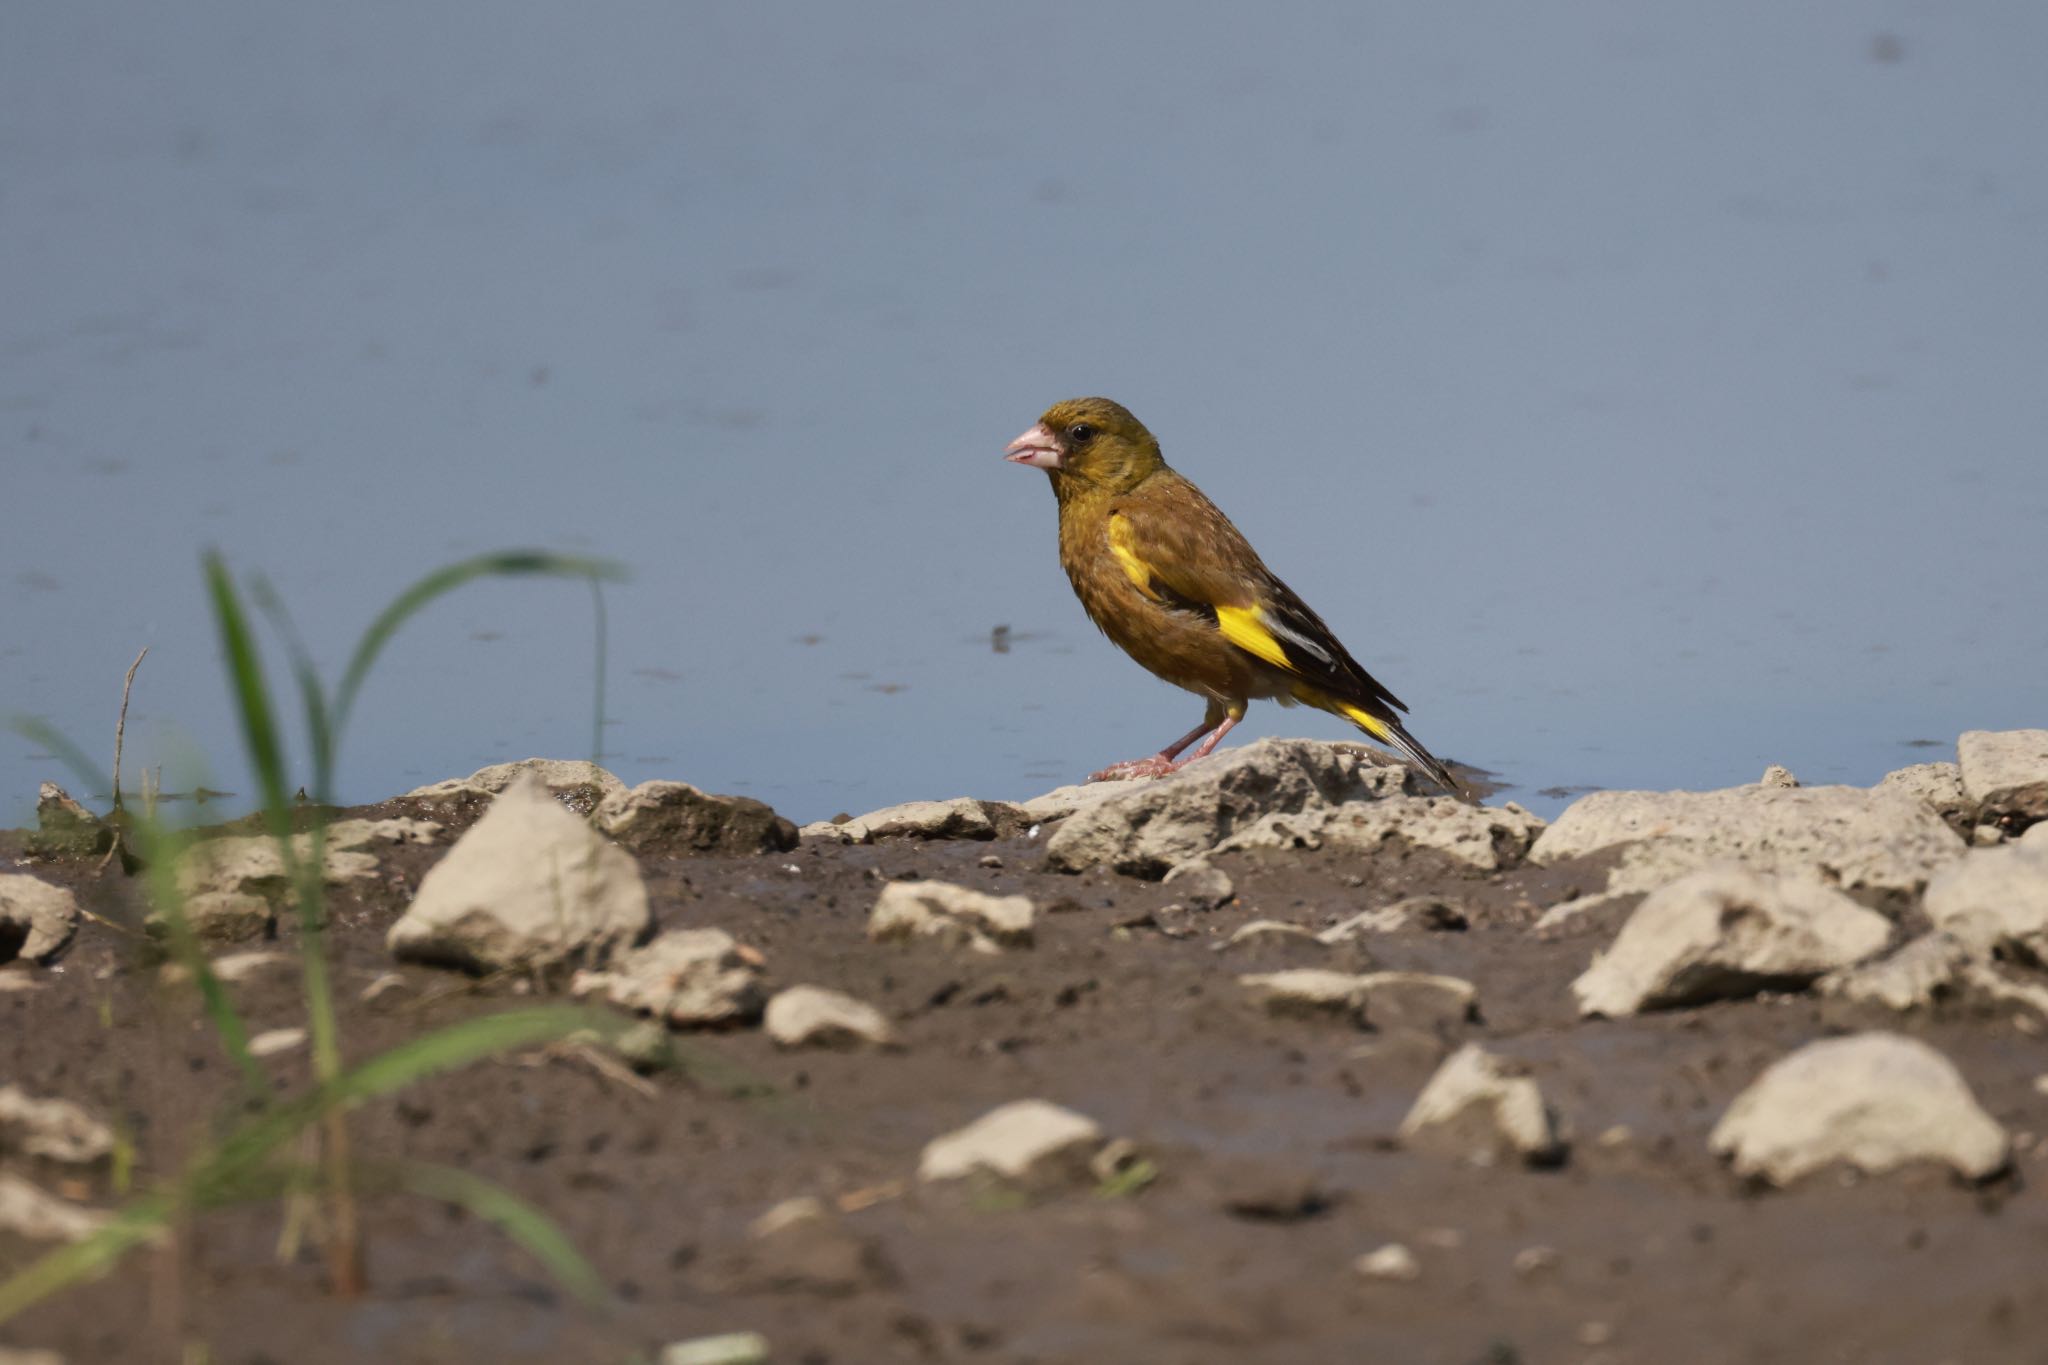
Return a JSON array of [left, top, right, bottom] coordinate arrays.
[[1318, 897, 1468, 941], [0, 875, 79, 965], [405, 758, 626, 802], [0, 1174, 108, 1242], [572, 928, 765, 1027], [1400, 1044, 1566, 1167], [1922, 843, 2048, 964], [1213, 796, 1545, 872], [26, 783, 108, 858], [1959, 728, 2048, 824], [1818, 933, 1978, 1012], [763, 985, 897, 1049], [1758, 765, 1799, 788], [737, 1196, 894, 1295], [1043, 738, 1402, 878], [173, 817, 440, 910], [1530, 782, 1965, 903], [595, 780, 797, 856], [1018, 782, 1128, 824], [801, 797, 1027, 845], [1160, 857, 1235, 910], [1355, 1243, 1422, 1282], [1875, 762, 1972, 832], [1572, 865, 1893, 1016], [173, 891, 274, 942], [1358, 971, 1480, 1032], [0, 1086, 114, 1164], [868, 880, 1034, 952], [387, 773, 650, 974], [1709, 1032, 2008, 1184], [918, 1099, 1104, 1184]]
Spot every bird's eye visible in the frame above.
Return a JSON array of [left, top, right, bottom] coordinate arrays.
[[1067, 423, 1096, 444]]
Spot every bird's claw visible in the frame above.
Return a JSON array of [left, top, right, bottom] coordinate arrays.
[[1087, 755, 1181, 783]]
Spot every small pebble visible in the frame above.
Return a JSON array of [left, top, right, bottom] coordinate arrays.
[[248, 1028, 306, 1059], [1354, 1243, 1421, 1282], [1513, 1245, 1561, 1276], [1596, 1124, 1634, 1149], [1578, 1321, 1615, 1347], [979, 854, 1004, 869], [1419, 1227, 1464, 1250], [663, 1334, 769, 1365]]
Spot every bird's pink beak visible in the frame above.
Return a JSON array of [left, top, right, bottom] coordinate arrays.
[[1004, 423, 1063, 470]]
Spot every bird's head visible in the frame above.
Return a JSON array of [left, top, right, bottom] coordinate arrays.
[[1004, 397, 1164, 493]]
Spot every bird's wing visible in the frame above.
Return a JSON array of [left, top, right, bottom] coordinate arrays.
[[1106, 486, 1409, 717]]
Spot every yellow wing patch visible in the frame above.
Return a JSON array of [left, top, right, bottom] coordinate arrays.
[[1290, 681, 1395, 743], [1215, 604, 1292, 670], [1106, 515, 1160, 601]]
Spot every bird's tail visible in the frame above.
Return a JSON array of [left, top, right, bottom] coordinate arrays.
[[1323, 695, 1464, 797]]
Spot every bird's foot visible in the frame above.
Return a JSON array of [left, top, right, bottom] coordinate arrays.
[[1087, 754, 1183, 783]]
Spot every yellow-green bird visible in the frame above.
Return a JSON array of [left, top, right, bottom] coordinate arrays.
[[1005, 396, 1460, 792]]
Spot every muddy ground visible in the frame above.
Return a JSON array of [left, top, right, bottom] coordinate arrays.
[[4, 788, 2047, 1365]]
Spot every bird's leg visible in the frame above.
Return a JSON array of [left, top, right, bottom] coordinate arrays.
[[1088, 704, 1230, 782]]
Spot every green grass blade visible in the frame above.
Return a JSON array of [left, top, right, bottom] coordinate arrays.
[[202, 552, 295, 845], [0, 1194, 175, 1325], [249, 575, 337, 806], [331, 551, 625, 745], [393, 1161, 611, 1306], [7, 718, 266, 1100]]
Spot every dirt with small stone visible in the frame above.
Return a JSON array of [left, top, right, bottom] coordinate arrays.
[[5, 734, 2048, 1365]]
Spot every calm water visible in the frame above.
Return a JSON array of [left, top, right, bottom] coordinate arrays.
[[5, 4, 2046, 830]]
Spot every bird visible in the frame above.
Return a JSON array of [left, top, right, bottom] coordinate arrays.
[[1004, 396, 1461, 793]]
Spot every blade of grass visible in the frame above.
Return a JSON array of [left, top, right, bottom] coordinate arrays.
[[0, 1194, 175, 1324], [392, 1161, 611, 1307], [200, 552, 295, 847], [331, 551, 624, 746]]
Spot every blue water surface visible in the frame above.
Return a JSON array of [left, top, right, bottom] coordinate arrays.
[[5, 3, 2045, 828]]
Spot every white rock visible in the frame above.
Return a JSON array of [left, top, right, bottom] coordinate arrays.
[[0, 875, 80, 964], [1224, 920, 1322, 949], [1160, 858, 1235, 909], [1758, 765, 1799, 788], [572, 928, 765, 1027], [248, 1028, 307, 1058], [763, 985, 897, 1049], [387, 773, 650, 973], [1876, 762, 1971, 830], [1400, 1044, 1566, 1167], [1355, 1243, 1421, 1281], [868, 881, 1034, 952], [1017, 782, 1128, 824], [1572, 865, 1893, 1016], [1709, 1032, 2008, 1184], [169, 818, 438, 919], [406, 758, 625, 800], [171, 891, 274, 941], [1318, 898, 1467, 941], [1818, 933, 1977, 1012], [0, 1086, 114, 1163], [661, 1334, 770, 1365], [1357, 971, 1480, 1031], [0, 1173, 108, 1242], [161, 949, 293, 987], [802, 797, 1026, 845], [0, 1346, 67, 1365], [1959, 729, 2048, 823], [918, 1099, 1103, 1184], [1212, 797, 1544, 873], [1530, 783, 1965, 902], [1921, 844, 2048, 964], [1044, 738, 1405, 877], [1239, 969, 1371, 1020]]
